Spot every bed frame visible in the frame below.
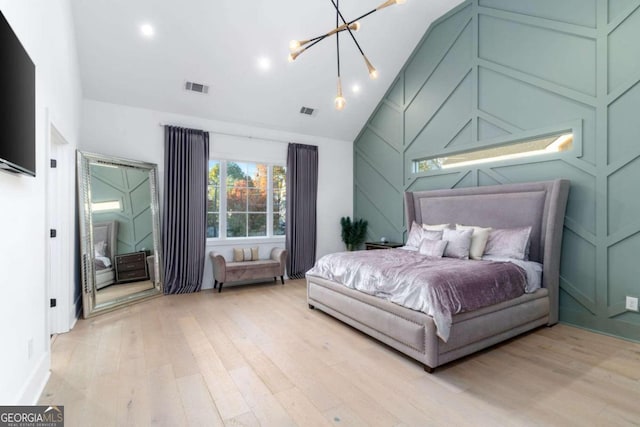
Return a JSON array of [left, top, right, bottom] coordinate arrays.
[[307, 179, 570, 372]]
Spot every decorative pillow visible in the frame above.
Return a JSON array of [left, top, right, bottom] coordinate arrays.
[[456, 224, 492, 260], [419, 239, 448, 258], [442, 228, 473, 259], [422, 223, 451, 231], [94, 241, 106, 257], [405, 223, 443, 249], [483, 227, 532, 260], [405, 222, 424, 248], [233, 247, 259, 262]]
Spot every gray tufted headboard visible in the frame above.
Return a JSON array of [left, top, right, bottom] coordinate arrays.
[[404, 179, 570, 324]]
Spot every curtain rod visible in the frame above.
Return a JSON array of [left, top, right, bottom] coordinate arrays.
[[158, 122, 292, 145]]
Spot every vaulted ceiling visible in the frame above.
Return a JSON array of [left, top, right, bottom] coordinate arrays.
[[71, 0, 462, 141]]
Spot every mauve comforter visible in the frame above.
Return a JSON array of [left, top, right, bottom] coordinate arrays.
[[306, 249, 527, 341]]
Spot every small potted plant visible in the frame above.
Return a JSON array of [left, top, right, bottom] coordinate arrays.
[[340, 216, 368, 251]]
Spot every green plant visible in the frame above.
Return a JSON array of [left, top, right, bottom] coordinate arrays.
[[340, 216, 368, 251]]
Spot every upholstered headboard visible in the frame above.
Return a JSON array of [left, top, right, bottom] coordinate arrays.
[[93, 220, 118, 261], [404, 179, 570, 324]]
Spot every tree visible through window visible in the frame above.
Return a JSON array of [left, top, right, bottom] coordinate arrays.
[[207, 160, 286, 239]]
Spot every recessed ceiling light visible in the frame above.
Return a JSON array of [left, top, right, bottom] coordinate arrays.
[[257, 56, 271, 71], [140, 23, 155, 38], [351, 84, 361, 94]]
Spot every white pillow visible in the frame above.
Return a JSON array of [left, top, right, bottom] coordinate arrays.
[[422, 223, 451, 231], [456, 224, 492, 260], [419, 239, 448, 258], [94, 241, 106, 257]]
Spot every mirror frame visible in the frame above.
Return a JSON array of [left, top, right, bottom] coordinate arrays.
[[77, 151, 163, 318]]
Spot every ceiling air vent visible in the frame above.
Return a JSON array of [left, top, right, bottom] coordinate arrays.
[[185, 81, 209, 94], [299, 106, 315, 116]]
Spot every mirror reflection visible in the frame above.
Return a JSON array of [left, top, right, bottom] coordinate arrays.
[[78, 152, 163, 317]]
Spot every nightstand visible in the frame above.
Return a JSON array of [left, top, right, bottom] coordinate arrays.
[[115, 251, 149, 283], [365, 241, 404, 250]]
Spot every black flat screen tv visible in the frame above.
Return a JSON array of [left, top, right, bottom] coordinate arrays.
[[0, 10, 36, 177]]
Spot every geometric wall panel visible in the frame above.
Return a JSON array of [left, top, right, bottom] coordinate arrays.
[[355, 189, 402, 243], [490, 160, 597, 234], [404, 4, 472, 103], [406, 73, 472, 156], [608, 156, 640, 235], [608, 7, 640, 92], [560, 228, 597, 305], [387, 79, 404, 108], [405, 23, 472, 144], [356, 129, 403, 189], [478, 67, 597, 138], [480, 0, 597, 28], [354, 154, 403, 226], [479, 14, 597, 96], [369, 103, 403, 151], [354, 0, 640, 342], [609, 231, 640, 305], [608, 80, 640, 165], [478, 118, 511, 141], [608, 0, 640, 23]]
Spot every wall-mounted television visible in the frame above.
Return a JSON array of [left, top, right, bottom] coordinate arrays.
[[0, 10, 36, 177]]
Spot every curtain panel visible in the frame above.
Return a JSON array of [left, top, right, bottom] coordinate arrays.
[[286, 143, 319, 279], [163, 125, 210, 294]]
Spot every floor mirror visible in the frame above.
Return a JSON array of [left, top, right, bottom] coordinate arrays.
[[77, 151, 163, 318]]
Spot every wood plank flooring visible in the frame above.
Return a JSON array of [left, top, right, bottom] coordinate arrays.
[[40, 279, 640, 426]]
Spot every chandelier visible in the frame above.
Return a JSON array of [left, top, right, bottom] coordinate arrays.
[[288, 0, 407, 110]]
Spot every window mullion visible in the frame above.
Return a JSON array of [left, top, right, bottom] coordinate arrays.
[[220, 161, 228, 239]]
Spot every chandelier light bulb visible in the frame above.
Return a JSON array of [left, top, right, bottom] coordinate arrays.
[[363, 55, 379, 80], [396, 0, 407, 4], [350, 22, 361, 31], [335, 77, 346, 110], [288, 51, 302, 62], [289, 40, 301, 51]]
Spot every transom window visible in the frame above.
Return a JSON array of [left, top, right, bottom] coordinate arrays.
[[414, 132, 573, 172], [207, 160, 286, 239]]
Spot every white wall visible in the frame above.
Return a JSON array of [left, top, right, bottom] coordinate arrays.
[[0, 1, 82, 404], [80, 99, 353, 289]]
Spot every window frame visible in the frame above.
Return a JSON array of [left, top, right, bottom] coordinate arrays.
[[406, 120, 582, 180], [207, 159, 286, 241]]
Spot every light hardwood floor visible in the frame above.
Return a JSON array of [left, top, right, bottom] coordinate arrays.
[[40, 279, 640, 426]]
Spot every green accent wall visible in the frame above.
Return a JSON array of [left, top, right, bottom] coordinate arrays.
[[354, 0, 640, 341], [91, 165, 153, 254]]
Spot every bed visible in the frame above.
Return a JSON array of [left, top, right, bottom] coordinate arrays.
[[93, 220, 118, 290], [306, 179, 570, 372]]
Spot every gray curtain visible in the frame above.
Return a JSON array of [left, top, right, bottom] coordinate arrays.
[[286, 143, 318, 279], [163, 125, 210, 294]]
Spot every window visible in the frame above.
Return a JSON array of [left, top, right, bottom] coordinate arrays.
[[414, 132, 573, 173], [207, 160, 286, 239]]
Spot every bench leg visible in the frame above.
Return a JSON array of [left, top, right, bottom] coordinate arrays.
[[218, 283, 223, 293], [424, 364, 434, 374], [274, 276, 277, 282], [280, 275, 285, 285], [213, 280, 217, 289]]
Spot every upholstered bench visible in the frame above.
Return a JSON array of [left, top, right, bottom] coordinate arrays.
[[209, 247, 287, 293]]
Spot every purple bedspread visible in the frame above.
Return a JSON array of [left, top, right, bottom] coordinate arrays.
[[306, 249, 527, 341]]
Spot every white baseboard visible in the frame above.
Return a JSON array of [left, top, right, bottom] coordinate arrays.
[[17, 351, 51, 405]]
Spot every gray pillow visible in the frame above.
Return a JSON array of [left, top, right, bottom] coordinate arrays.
[[442, 228, 473, 259], [483, 226, 532, 260], [419, 239, 448, 258]]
